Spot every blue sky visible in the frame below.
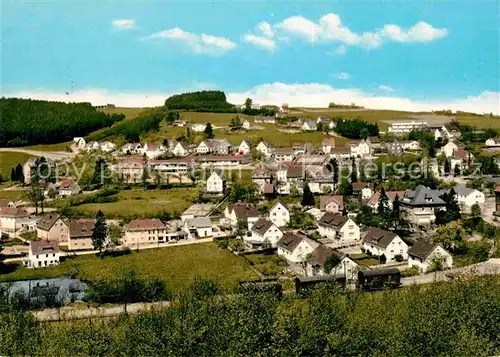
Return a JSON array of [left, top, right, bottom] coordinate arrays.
[[2, 1, 499, 113]]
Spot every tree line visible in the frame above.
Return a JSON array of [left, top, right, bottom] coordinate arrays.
[[0, 98, 125, 146], [334, 118, 379, 139], [0, 276, 498, 356], [164, 90, 237, 112]]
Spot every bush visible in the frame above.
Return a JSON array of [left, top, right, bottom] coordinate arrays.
[[379, 254, 387, 264], [394, 254, 404, 262]]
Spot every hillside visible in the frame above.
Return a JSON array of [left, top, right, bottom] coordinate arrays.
[[0, 98, 125, 147]]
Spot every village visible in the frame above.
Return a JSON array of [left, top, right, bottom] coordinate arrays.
[[1, 107, 500, 287]]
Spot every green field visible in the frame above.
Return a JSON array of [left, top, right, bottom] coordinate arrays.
[[24, 142, 71, 152], [0, 152, 33, 179], [73, 188, 197, 218], [0, 189, 26, 201], [243, 252, 287, 276], [0, 242, 259, 293]]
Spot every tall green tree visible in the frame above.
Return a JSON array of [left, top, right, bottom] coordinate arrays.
[[377, 187, 391, 229], [244, 98, 252, 110], [92, 210, 108, 256], [204, 122, 214, 139], [350, 158, 357, 183], [329, 158, 339, 190], [301, 183, 315, 207]]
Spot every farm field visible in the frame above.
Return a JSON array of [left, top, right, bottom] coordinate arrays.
[[0, 242, 259, 294], [72, 187, 197, 218], [0, 189, 26, 201], [0, 152, 33, 179], [24, 142, 71, 152]]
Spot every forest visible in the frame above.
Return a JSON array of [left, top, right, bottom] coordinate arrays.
[[164, 90, 237, 112], [334, 118, 379, 139], [0, 276, 498, 356], [0, 98, 125, 146]]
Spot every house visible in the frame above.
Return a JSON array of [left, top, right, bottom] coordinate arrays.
[[73, 137, 86, 150], [305, 208, 324, 221], [190, 123, 207, 132], [222, 204, 261, 230], [181, 203, 215, 222], [319, 195, 344, 214], [400, 140, 421, 151], [292, 142, 313, 155], [36, 214, 69, 245], [441, 140, 459, 158], [452, 185, 485, 212], [329, 147, 352, 160], [172, 141, 195, 157], [400, 185, 446, 225], [0, 207, 31, 232], [277, 232, 321, 264], [242, 120, 251, 130], [317, 213, 360, 244], [112, 156, 145, 183], [306, 166, 334, 194], [279, 103, 289, 114], [255, 116, 276, 124], [352, 182, 374, 200], [197, 155, 251, 168], [348, 140, 371, 157], [306, 245, 360, 281], [124, 218, 167, 247], [252, 165, 273, 193], [23, 157, 56, 184], [57, 179, 81, 197], [485, 137, 500, 147], [100, 141, 117, 152], [322, 138, 336, 154], [85, 141, 101, 151], [408, 240, 453, 273], [68, 219, 97, 251], [268, 201, 290, 227], [26, 240, 60, 268], [302, 120, 317, 131], [197, 139, 231, 155], [0, 200, 16, 209], [385, 141, 404, 156], [238, 140, 252, 155], [366, 191, 405, 211], [273, 147, 295, 162], [366, 136, 381, 150], [256, 140, 273, 158], [246, 218, 283, 248], [240, 103, 260, 110], [363, 227, 409, 261], [183, 217, 212, 238], [141, 142, 165, 159], [206, 170, 226, 194], [173, 119, 188, 127]]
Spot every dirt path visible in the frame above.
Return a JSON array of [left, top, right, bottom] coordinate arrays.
[[0, 148, 75, 161]]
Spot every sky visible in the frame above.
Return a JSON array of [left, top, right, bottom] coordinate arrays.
[[2, 1, 500, 113]]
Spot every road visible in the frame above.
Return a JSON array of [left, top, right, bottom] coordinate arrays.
[[0, 148, 75, 161]]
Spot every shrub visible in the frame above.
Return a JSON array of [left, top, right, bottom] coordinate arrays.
[[379, 254, 387, 264], [394, 254, 404, 262]]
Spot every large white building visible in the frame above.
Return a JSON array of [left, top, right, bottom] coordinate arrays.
[[268, 201, 290, 227], [246, 218, 283, 248], [206, 171, 226, 194], [277, 232, 320, 264], [388, 120, 428, 135], [317, 213, 360, 245], [452, 185, 485, 212]]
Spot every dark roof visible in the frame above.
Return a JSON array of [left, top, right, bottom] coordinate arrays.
[[363, 228, 399, 248], [68, 219, 95, 238], [276, 232, 304, 252], [251, 218, 275, 235], [401, 185, 446, 206], [408, 239, 440, 260], [368, 136, 380, 144], [36, 214, 63, 231], [30, 240, 59, 255], [318, 213, 349, 229], [286, 165, 304, 178], [307, 245, 345, 267], [352, 182, 374, 191], [229, 204, 260, 220]]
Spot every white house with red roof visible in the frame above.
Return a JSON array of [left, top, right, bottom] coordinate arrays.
[[0, 207, 32, 233], [322, 137, 336, 154]]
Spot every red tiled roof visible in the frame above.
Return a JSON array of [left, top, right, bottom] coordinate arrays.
[[319, 195, 344, 211], [367, 191, 405, 206], [352, 182, 374, 191], [322, 138, 336, 146], [0, 207, 29, 217], [30, 240, 59, 255]]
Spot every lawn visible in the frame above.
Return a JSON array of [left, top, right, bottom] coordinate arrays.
[[356, 258, 379, 267], [243, 252, 287, 276], [0, 242, 259, 293], [0, 189, 26, 201], [24, 142, 71, 152], [73, 187, 197, 218], [0, 152, 33, 179], [98, 107, 147, 119]]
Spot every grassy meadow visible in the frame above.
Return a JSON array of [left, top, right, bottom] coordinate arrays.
[[24, 142, 71, 152], [0, 152, 33, 179], [0, 242, 259, 293], [72, 187, 197, 218]]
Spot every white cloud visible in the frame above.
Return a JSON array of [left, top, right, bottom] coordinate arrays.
[[333, 45, 347, 55], [112, 19, 136, 30], [257, 21, 274, 38], [144, 27, 236, 55], [261, 13, 447, 49], [378, 84, 395, 93], [336, 72, 351, 80], [3, 84, 498, 115], [242, 34, 276, 51], [380, 21, 448, 42]]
